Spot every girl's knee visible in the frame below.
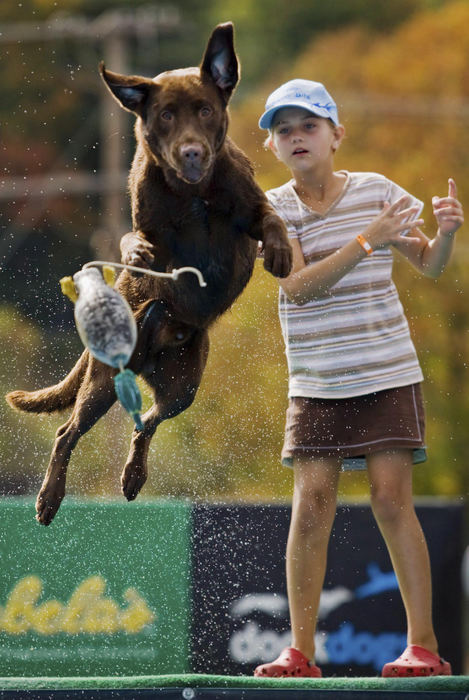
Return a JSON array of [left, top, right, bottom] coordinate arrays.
[[370, 484, 413, 524], [291, 458, 340, 535], [293, 484, 337, 535]]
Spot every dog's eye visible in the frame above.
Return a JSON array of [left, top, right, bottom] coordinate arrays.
[[160, 110, 173, 121], [200, 106, 212, 118]]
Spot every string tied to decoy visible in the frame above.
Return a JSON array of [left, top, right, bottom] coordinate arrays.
[[60, 261, 207, 431]]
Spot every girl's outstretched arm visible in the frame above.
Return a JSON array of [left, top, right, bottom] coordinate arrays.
[[279, 197, 424, 304], [393, 178, 463, 278]]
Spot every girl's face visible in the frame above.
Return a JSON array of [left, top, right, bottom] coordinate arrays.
[[270, 107, 342, 172]]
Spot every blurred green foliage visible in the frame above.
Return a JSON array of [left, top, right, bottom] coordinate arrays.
[[1, 0, 468, 503]]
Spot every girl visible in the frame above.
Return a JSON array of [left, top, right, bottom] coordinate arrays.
[[254, 79, 463, 678]]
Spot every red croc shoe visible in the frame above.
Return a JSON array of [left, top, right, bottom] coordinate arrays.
[[254, 647, 322, 678], [382, 645, 452, 677]]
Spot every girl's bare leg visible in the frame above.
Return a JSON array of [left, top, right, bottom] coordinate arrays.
[[287, 455, 341, 660], [367, 449, 437, 653]]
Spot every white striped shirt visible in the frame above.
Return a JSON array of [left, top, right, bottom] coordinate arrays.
[[267, 171, 424, 398]]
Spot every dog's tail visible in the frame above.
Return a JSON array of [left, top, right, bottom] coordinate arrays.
[[5, 351, 89, 414]]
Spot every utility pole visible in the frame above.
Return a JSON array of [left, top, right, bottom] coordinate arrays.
[[96, 29, 130, 259]]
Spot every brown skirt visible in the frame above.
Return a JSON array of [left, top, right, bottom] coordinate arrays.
[[282, 383, 426, 471]]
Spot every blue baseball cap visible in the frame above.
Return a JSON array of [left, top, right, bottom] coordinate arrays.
[[259, 79, 339, 129]]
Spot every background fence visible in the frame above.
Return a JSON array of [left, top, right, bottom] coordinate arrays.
[[0, 498, 464, 677]]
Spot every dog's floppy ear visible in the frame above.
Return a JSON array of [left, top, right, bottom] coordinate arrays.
[[200, 22, 239, 102], [99, 63, 153, 117]]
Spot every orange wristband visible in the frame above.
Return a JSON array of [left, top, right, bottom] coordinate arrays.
[[356, 234, 373, 255]]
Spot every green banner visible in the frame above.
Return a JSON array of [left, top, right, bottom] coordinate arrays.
[[0, 498, 191, 676]]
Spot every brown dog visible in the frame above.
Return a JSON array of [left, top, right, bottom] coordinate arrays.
[[6, 22, 292, 525]]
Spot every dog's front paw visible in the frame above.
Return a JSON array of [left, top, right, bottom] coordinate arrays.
[[263, 241, 293, 278], [122, 241, 155, 270]]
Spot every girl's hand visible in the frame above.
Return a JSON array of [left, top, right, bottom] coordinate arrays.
[[432, 178, 464, 237], [363, 195, 424, 250]]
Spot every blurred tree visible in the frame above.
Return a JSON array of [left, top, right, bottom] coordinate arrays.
[[204, 0, 427, 91]]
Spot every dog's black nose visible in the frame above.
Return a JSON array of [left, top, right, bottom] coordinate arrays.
[[180, 143, 203, 163]]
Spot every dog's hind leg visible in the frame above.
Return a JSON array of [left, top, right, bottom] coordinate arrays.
[[121, 329, 209, 501], [36, 358, 117, 526], [120, 403, 161, 501]]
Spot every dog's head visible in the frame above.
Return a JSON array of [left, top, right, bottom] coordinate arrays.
[[100, 22, 238, 186]]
